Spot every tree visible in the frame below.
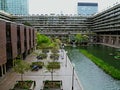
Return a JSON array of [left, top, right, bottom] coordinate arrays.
[[82, 35, 89, 42], [75, 33, 83, 45], [36, 33, 51, 49], [22, 22, 32, 26], [13, 60, 30, 81], [46, 62, 60, 81]]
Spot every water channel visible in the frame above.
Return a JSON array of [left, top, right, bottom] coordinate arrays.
[[65, 45, 120, 90]]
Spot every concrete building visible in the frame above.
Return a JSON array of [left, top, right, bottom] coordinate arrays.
[[0, 2, 120, 77], [13, 14, 92, 37], [92, 3, 120, 47], [0, 0, 7, 11], [6, 0, 29, 15], [0, 0, 28, 15], [0, 19, 36, 77], [77, 2, 98, 16]]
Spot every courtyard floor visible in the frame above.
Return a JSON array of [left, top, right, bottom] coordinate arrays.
[[0, 49, 83, 90]]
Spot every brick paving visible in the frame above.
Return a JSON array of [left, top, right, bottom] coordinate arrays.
[[0, 49, 83, 90]]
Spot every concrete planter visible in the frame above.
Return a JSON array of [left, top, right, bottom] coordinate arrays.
[[11, 80, 36, 90], [42, 80, 63, 90]]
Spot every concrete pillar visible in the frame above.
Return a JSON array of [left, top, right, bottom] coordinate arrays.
[[108, 35, 111, 44], [1, 65, 4, 76], [115, 36, 119, 46], [3, 64, 6, 74], [4, 64, 6, 74], [103, 36, 105, 43]]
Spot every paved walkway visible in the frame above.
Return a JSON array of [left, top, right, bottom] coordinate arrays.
[[0, 49, 83, 90]]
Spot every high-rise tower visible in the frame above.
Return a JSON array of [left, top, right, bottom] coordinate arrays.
[[77, 2, 98, 16], [0, 0, 7, 11], [6, 0, 29, 15]]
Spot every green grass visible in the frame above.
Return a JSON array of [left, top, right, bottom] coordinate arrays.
[[80, 49, 120, 80]]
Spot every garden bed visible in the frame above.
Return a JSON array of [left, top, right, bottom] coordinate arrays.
[[43, 80, 63, 90], [12, 80, 36, 90]]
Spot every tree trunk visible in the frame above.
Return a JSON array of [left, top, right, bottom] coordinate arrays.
[[21, 74, 23, 81], [51, 69, 53, 81]]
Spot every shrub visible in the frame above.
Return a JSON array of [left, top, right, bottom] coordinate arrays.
[[51, 48, 59, 53], [31, 62, 44, 68], [38, 53, 47, 59], [50, 54, 59, 60], [42, 49, 49, 53]]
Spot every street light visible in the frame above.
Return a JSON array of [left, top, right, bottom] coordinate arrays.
[[65, 51, 68, 67], [72, 63, 75, 90], [61, 43, 64, 59]]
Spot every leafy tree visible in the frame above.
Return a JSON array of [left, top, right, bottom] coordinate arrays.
[[22, 22, 32, 26], [82, 35, 89, 42], [36, 33, 51, 49], [46, 62, 60, 81], [13, 60, 30, 81], [75, 33, 83, 44]]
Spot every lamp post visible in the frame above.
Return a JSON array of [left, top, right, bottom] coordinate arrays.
[[65, 51, 68, 67], [72, 63, 75, 90], [61, 43, 64, 59]]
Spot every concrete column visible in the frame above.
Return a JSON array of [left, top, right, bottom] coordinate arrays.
[[115, 36, 119, 46], [4, 64, 6, 74], [1, 65, 4, 76], [108, 35, 111, 44], [103, 36, 105, 43]]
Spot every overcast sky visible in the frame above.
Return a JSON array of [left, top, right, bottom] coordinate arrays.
[[29, 0, 120, 15]]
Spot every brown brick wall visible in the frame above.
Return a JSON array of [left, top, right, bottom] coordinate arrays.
[[20, 25, 25, 53], [26, 27, 30, 50], [30, 28, 33, 48], [0, 20, 7, 65], [33, 29, 36, 47], [11, 23, 17, 58]]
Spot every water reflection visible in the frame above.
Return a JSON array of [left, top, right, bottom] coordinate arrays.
[[66, 47, 120, 90]]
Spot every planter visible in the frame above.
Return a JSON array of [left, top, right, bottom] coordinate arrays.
[[31, 62, 44, 71], [12, 80, 36, 90], [42, 80, 63, 90]]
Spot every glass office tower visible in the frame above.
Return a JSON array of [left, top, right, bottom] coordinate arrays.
[[77, 2, 98, 16], [6, 0, 28, 15], [0, 0, 7, 11]]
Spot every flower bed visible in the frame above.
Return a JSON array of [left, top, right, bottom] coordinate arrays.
[[43, 80, 63, 90], [12, 80, 36, 90]]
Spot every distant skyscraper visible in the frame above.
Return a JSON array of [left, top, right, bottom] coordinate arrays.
[[77, 2, 98, 16], [0, 0, 7, 11], [6, 0, 29, 15]]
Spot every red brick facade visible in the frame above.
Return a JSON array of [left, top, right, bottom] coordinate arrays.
[[26, 27, 30, 50], [0, 21, 7, 65], [0, 20, 36, 76], [11, 23, 18, 58], [20, 25, 25, 53]]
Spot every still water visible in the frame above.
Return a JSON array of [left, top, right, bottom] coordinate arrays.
[[66, 46, 120, 90]]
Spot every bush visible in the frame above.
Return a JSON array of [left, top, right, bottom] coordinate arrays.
[[51, 48, 59, 53], [42, 49, 49, 53], [37, 53, 47, 60], [47, 62, 60, 69], [31, 62, 44, 69], [50, 54, 59, 60]]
